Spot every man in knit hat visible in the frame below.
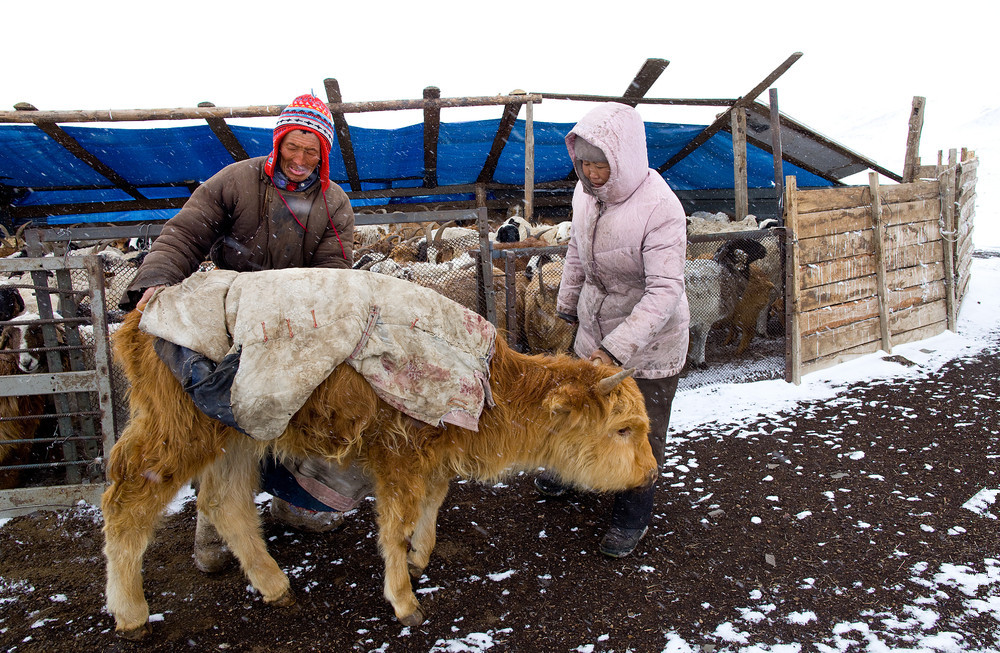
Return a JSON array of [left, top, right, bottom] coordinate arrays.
[[122, 94, 357, 565]]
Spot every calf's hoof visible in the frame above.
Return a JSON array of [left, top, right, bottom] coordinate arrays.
[[116, 620, 152, 641], [407, 561, 425, 579], [265, 588, 296, 608], [399, 607, 426, 627]]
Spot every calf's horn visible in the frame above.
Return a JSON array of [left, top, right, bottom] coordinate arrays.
[[595, 367, 635, 395]]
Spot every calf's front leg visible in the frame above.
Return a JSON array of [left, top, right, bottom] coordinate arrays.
[[196, 438, 293, 606], [102, 421, 208, 639]]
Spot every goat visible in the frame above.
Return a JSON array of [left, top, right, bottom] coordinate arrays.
[[0, 284, 26, 322], [522, 256, 574, 355], [0, 314, 53, 488], [718, 264, 775, 355], [0, 223, 29, 259], [684, 239, 767, 368]]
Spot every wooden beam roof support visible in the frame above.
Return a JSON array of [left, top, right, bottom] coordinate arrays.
[[769, 88, 785, 218], [423, 86, 441, 188], [621, 58, 670, 107], [902, 96, 926, 183], [539, 93, 734, 106], [324, 79, 362, 192], [744, 100, 901, 182], [14, 102, 146, 201], [197, 102, 249, 161], [524, 99, 534, 220], [731, 108, 748, 219], [0, 94, 543, 123], [657, 52, 803, 174], [477, 93, 524, 184]]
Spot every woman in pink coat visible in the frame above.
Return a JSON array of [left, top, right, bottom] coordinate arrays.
[[536, 102, 690, 558]]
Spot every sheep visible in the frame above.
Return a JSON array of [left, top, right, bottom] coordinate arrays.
[[495, 216, 532, 243], [717, 263, 775, 355], [354, 224, 391, 249], [684, 239, 767, 368], [686, 213, 761, 260], [686, 213, 783, 339]]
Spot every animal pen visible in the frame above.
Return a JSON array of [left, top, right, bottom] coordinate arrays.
[[0, 54, 979, 516]]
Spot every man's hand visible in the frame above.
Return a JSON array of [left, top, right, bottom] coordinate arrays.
[[136, 285, 163, 311]]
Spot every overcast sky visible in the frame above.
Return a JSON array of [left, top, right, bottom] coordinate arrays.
[[5, 1, 993, 126], [4, 0, 996, 237]]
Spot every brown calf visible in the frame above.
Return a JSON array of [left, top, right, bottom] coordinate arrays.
[[102, 310, 656, 639]]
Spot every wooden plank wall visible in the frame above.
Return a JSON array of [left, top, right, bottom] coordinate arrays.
[[784, 169, 970, 380], [954, 152, 978, 305]]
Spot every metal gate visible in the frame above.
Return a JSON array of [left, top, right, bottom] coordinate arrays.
[[0, 254, 116, 518]]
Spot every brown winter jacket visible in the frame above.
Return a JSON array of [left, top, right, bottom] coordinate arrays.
[[122, 156, 354, 309]]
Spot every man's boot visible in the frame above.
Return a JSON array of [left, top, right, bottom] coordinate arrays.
[[193, 512, 234, 573], [269, 497, 344, 533]]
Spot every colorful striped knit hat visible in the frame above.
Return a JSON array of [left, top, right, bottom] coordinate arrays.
[[265, 94, 337, 191]]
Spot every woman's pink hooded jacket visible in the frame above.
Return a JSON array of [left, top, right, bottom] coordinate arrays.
[[557, 103, 689, 379]]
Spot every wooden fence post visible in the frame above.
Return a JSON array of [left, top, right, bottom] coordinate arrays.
[[783, 175, 801, 384], [869, 173, 892, 353], [732, 108, 748, 220], [939, 152, 958, 331], [903, 96, 926, 183], [475, 207, 496, 325], [524, 99, 535, 221]]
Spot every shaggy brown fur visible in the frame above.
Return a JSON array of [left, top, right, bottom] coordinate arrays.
[[102, 310, 655, 639], [719, 264, 775, 354]]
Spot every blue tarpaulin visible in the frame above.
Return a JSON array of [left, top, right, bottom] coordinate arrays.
[[0, 119, 833, 224]]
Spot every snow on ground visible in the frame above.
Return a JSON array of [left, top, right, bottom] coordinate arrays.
[[671, 254, 1000, 436]]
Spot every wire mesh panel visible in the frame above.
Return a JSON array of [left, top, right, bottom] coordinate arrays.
[[680, 227, 786, 390], [493, 247, 575, 355]]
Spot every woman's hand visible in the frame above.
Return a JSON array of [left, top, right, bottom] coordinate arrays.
[[589, 350, 614, 366]]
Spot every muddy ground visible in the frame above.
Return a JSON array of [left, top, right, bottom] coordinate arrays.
[[1, 338, 998, 651]]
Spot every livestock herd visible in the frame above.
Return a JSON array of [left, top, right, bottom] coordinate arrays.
[[0, 210, 782, 638], [346, 209, 782, 367]]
